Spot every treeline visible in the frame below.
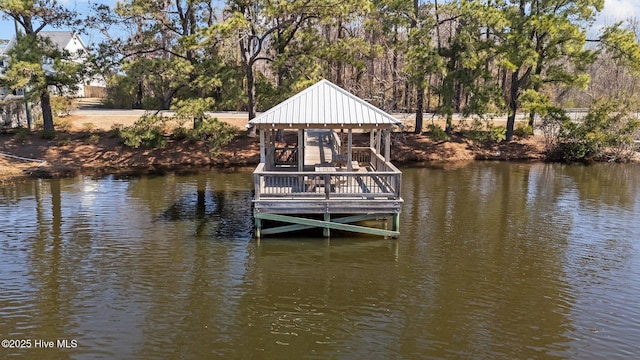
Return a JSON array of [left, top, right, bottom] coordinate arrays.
[[2, 0, 640, 143], [87, 0, 640, 140]]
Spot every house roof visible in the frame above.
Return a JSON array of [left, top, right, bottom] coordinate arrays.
[[0, 31, 85, 55], [40, 31, 76, 50], [0, 38, 15, 56], [249, 79, 401, 129]]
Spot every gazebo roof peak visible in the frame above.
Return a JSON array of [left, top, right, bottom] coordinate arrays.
[[249, 79, 401, 129]]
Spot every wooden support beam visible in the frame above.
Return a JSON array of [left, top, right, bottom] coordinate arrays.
[[255, 213, 399, 237], [259, 130, 266, 163], [259, 213, 394, 235], [260, 223, 315, 235], [384, 129, 391, 161], [265, 129, 272, 169], [347, 129, 353, 171], [298, 129, 304, 171]]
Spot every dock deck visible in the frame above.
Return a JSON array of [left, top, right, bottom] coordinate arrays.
[[304, 130, 334, 166]]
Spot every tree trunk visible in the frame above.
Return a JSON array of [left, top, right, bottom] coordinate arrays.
[[529, 60, 544, 128], [455, 81, 463, 113], [336, 22, 344, 87], [246, 63, 257, 136], [40, 90, 54, 132], [392, 41, 398, 111], [368, 28, 375, 101], [506, 70, 519, 141], [426, 74, 432, 113], [415, 86, 424, 134], [404, 81, 410, 112], [162, 96, 172, 110], [528, 110, 536, 128], [276, 50, 284, 142]]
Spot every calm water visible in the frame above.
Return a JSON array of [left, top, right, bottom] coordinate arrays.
[[1, 163, 639, 359]]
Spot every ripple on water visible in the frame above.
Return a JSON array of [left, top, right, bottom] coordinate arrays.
[[555, 194, 640, 359]]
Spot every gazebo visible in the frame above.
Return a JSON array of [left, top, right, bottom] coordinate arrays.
[[250, 79, 403, 238]]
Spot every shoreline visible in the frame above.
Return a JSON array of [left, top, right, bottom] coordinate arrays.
[[1, 128, 549, 183]]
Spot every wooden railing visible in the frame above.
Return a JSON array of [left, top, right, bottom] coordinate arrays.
[[330, 131, 342, 155], [352, 147, 372, 164], [370, 151, 395, 172], [254, 162, 401, 200]]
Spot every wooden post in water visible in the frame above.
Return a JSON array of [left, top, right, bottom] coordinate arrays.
[[392, 213, 400, 234], [255, 218, 262, 239], [323, 213, 331, 237]]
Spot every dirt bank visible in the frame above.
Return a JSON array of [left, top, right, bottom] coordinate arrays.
[[1, 111, 552, 181], [1, 126, 547, 183]]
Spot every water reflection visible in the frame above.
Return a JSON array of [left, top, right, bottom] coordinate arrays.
[[0, 164, 639, 359], [157, 181, 254, 238]]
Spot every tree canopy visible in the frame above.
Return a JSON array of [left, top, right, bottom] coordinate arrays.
[[0, 0, 82, 132], [2, 0, 640, 141]]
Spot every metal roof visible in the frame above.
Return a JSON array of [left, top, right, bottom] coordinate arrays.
[[249, 79, 401, 129]]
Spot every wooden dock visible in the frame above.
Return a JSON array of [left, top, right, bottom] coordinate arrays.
[[249, 79, 403, 239], [304, 130, 334, 166]]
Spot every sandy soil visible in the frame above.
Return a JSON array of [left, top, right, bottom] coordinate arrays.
[[63, 112, 251, 132], [0, 113, 547, 182]]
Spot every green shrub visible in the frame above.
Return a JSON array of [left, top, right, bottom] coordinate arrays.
[[426, 124, 449, 142], [514, 124, 533, 138], [172, 126, 190, 140], [87, 134, 100, 145], [466, 119, 506, 143], [51, 96, 77, 118], [13, 127, 30, 143], [487, 124, 506, 142], [40, 129, 56, 140], [556, 98, 640, 162], [104, 75, 136, 109], [118, 114, 167, 148], [191, 117, 237, 154]]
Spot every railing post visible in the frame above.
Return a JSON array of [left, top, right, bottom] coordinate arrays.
[[325, 174, 331, 199], [254, 172, 261, 200]]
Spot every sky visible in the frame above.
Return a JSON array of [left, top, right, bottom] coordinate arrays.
[[1, 0, 640, 46], [0, 0, 117, 45], [593, 0, 640, 32]]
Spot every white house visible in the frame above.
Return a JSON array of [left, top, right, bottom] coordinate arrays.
[[0, 38, 15, 99], [0, 31, 106, 99]]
